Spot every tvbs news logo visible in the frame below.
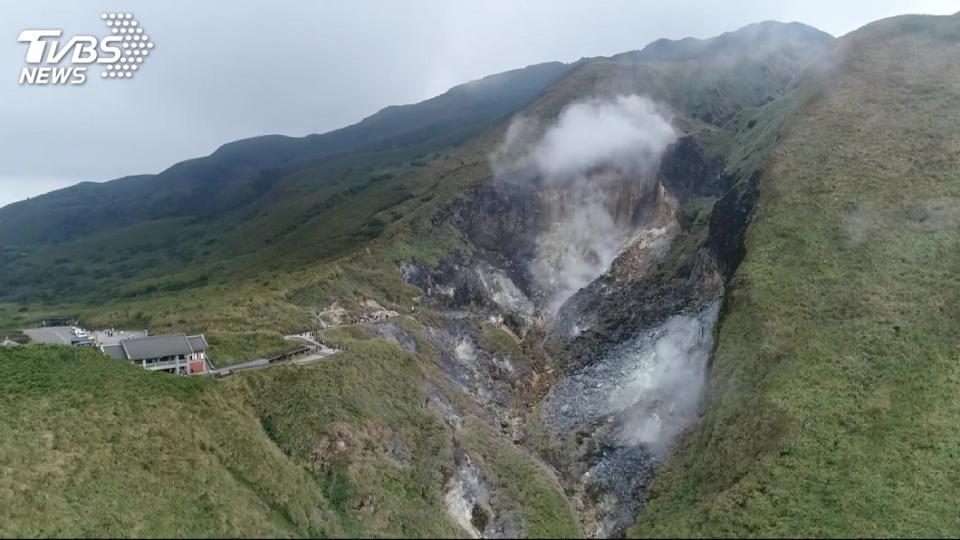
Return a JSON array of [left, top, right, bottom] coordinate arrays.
[[17, 12, 155, 85]]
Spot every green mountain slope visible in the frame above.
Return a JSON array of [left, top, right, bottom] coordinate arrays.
[[0, 337, 582, 538], [0, 346, 342, 537], [5, 14, 957, 539], [611, 20, 832, 64], [0, 22, 832, 337], [0, 61, 570, 305], [0, 60, 571, 246], [632, 13, 960, 537]]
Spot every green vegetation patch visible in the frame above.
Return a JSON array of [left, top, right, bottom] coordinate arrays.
[[206, 331, 302, 367], [461, 417, 583, 538], [480, 323, 524, 359], [0, 345, 340, 538], [236, 340, 461, 537]]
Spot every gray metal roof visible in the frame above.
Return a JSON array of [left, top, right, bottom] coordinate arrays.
[[109, 333, 208, 361], [120, 334, 193, 361], [102, 344, 125, 359], [187, 335, 208, 352]]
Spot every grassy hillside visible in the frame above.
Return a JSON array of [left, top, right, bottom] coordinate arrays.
[[0, 345, 341, 537], [236, 331, 581, 538], [0, 22, 832, 340], [0, 125, 493, 338], [0, 62, 570, 308], [0, 61, 571, 249], [7, 15, 953, 539], [611, 20, 831, 64], [206, 331, 303, 367], [0, 335, 582, 537], [633, 14, 960, 537], [234, 340, 464, 537]]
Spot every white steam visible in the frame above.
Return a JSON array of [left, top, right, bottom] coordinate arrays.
[[531, 189, 631, 314], [546, 301, 720, 458], [609, 302, 719, 456], [532, 95, 676, 181], [493, 95, 677, 314]]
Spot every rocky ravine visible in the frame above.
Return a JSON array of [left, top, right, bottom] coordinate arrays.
[[396, 128, 759, 537]]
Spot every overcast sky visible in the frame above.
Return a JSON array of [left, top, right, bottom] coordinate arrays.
[[1, 0, 955, 207]]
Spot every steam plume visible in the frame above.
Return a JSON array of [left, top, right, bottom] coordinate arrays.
[[493, 95, 677, 313]]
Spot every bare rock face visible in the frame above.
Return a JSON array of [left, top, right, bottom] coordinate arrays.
[[439, 133, 722, 323], [367, 322, 418, 352], [609, 183, 680, 282], [657, 134, 724, 200], [401, 124, 760, 538], [545, 301, 721, 536], [709, 170, 761, 279], [528, 172, 668, 315], [401, 254, 539, 335], [432, 323, 535, 422], [443, 181, 544, 295], [443, 447, 493, 539]]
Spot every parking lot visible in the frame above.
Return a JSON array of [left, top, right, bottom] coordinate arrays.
[[22, 326, 147, 346], [22, 326, 81, 345]]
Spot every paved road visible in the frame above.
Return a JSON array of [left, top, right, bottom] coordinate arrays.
[[23, 326, 76, 345]]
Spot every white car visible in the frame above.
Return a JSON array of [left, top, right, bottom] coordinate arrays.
[[73, 328, 87, 338]]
